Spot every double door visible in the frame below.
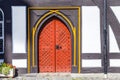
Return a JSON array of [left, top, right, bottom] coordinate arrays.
[[39, 18, 71, 72]]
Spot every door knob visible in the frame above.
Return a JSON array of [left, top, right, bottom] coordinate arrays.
[[56, 45, 59, 49], [56, 45, 62, 50]]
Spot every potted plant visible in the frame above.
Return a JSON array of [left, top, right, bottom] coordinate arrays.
[[0, 62, 16, 78]]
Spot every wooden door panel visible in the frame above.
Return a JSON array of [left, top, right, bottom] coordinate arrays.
[[55, 19, 71, 72], [39, 20, 55, 72]]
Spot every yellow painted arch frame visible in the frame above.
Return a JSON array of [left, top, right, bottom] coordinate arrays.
[[33, 10, 76, 66], [28, 7, 81, 73]]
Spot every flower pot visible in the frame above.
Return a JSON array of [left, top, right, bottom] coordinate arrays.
[[0, 67, 15, 78], [7, 68, 15, 77]]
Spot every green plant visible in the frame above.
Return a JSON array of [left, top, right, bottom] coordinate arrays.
[[0, 62, 16, 75]]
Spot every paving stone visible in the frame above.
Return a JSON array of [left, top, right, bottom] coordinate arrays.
[[1, 73, 120, 80]]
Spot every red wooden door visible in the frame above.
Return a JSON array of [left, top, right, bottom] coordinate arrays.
[[55, 20, 71, 72], [39, 19, 71, 72], [39, 20, 55, 72]]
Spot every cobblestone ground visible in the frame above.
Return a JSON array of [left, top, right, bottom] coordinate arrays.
[[0, 73, 120, 80]]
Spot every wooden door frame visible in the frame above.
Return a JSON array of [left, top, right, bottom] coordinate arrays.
[[35, 14, 75, 73], [27, 7, 81, 73]]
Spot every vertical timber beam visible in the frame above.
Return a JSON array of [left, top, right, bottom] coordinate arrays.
[[103, 0, 108, 74]]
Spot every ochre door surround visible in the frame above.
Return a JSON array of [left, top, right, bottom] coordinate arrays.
[[28, 7, 81, 73], [39, 18, 71, 72]]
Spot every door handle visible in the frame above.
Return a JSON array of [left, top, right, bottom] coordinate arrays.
[[56, 45, 62, 50]]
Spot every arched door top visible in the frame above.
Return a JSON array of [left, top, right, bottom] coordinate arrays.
[[34, 11, 74, 35], [38, 18, 71, 72]]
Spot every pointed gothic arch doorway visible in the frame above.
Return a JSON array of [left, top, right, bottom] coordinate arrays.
[[38, 18, 72, 72]]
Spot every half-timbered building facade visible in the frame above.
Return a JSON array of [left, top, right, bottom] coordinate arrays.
[[0, 0, 120, 74]]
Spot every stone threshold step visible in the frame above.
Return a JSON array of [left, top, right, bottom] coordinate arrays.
[[1, 73, 120, 80]]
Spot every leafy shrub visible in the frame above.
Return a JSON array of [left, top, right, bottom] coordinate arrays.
[[0, 63, 16, 75]]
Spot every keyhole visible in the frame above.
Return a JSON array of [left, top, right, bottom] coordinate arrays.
[[56, 45, 59, 50]]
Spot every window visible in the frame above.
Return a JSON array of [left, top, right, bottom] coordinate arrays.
[[0, 8, 4, 64], [0, 8, 4, 54], [0, 11, 3, 21]]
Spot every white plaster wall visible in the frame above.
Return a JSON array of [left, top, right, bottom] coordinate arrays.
[[82, 6, 101, 53], [82, 59, 101, 67], [108, 6, 120, 68], [12, 6, 26, 53], [12, 59, 27, 68], [110, 59, 120, 67], [109, 6, 120, 53], [109, 25, 120, 53], [111, 6, 120, 23]]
